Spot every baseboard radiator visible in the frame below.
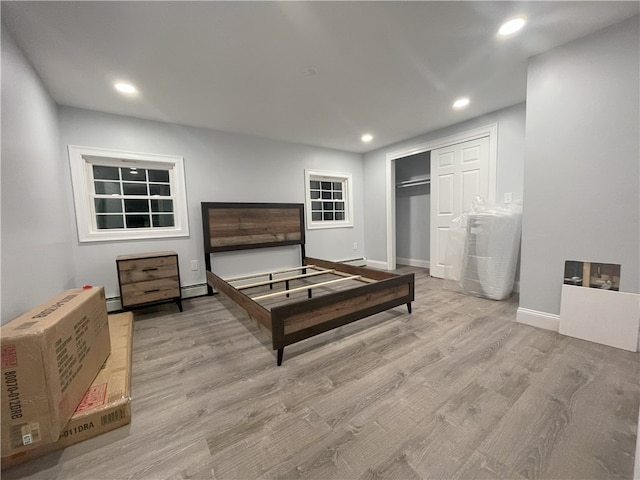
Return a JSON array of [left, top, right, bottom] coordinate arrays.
[[338, 257, 368, 267], [106, 283, 209, 312]]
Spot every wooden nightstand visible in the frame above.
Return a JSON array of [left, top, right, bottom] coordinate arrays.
[[116, 251, 183, 312]]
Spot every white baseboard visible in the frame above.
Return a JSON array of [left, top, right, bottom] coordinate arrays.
[[396, 257, 430, 269], [106, 297, 123, 312], [106, 283, 209, 313], [181, 283, 209, 299], [366, 258, 431, 271], [365, 259, 389, 270], [516, 307, 560, 332]]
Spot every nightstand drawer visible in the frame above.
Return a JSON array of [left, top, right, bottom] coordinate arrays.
[[120, 278, 180, 307], [118, 256, 178, 284]]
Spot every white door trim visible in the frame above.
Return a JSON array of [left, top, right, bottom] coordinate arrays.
[[385, 123, 498, 271]]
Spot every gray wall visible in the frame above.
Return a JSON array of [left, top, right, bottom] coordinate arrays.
[[363, 102, 526, 265], [395, 152, 430, 264], [1, 28, 75, 324], [57, 107, 365, 302], [520, 15, 640, 315]]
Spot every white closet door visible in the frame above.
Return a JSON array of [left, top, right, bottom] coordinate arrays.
[[429, 136, 490, 278]]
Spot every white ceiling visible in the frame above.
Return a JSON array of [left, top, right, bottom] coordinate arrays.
[[3, 1, 638, 153]]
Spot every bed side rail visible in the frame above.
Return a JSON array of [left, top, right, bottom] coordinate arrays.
[[271, 272, 415, 352], [206, 270, 272, 330], [304, 256, 398, 281]]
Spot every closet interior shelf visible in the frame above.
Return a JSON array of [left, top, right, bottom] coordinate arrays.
[[396, 177, 430, 188]]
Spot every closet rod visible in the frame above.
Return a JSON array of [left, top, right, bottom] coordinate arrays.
[[396, 178, 430, 188]]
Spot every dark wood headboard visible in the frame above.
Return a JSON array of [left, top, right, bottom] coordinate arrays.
[[201, 202, 305, 254]]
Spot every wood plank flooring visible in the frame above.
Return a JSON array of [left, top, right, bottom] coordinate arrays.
[[5, 266, 639, 480]]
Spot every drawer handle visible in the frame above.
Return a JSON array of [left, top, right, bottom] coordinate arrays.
[[144, 289, 161, 293], [142, 267, 159, 272]]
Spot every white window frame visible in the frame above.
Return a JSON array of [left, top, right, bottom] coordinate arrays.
[[68, 145, 189, 242], [304, 169, 354, 230]]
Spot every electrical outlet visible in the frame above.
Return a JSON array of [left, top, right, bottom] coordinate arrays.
[[353, 242, 358, 250], [190, 260, 198, 271], [504, 192, 513, 204]]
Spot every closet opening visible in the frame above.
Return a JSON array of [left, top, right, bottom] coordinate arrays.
[[384, 123, 497, 274], [394, 152, 431, 271]]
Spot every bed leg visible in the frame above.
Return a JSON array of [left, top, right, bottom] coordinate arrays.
[[277, 348, 284, 366], [407, 302, 412, 314], [308, 289, 312, 299]]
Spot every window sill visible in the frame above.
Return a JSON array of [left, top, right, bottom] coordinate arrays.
[[78, 228, 189, 243], [306, 222, 354, 230]]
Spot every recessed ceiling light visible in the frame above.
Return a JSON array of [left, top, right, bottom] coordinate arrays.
[[361, 133, 373, 143], [114, 82, 138, 95], [453, 97, 470, 109], [498, 17, 526, 37]]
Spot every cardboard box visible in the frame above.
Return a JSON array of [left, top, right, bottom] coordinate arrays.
[[2, 312, 133, 469], [1, 287, 110, 457]]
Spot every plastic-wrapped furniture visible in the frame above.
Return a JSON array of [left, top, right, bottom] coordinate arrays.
[[444, 198, 522, 300]]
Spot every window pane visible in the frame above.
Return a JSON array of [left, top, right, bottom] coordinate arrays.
[[93, 166, 119, 180], [321, 191, 332, 199], [124, 199, 149, 213], [95, 198, 122, 213], [323, 202, 333, 210], [312, 212, 322, 221], [333, 182, 343, 191], [311, 201, 322, 211], [122, 182, 148, 195], [310, 180, 320, 189], [96, 215, 124, 229], [323, 212, 334, 221], [334, 191, 343, 200], [149, 184, 171, 196], [152, 214, 175, 227], [125, 215, 151, 228], [321, 181, 332, 190], [335, 202, 344, 211], [148, 169, 170, 182], [151, 199, 173, 212], [94, 181, 121, 195], [310, 190, 320, 199], [121, 168, 147, 181], [335, 212, 345, 221]]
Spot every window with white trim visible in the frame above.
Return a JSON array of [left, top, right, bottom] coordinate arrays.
[[68, 145, 189, 242], [305, 170, 353, 229]]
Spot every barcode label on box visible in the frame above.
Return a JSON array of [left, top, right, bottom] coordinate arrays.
[[101, 408, 125, 426], [10, 425, 24, 448], [22, 423, 41, 445], [10, 423, 41, 447]]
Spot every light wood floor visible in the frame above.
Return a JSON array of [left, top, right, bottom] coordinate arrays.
[[5, 267, 639, 480]]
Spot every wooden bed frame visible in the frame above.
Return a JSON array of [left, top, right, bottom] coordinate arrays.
[[202, 202, 415, 365]]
